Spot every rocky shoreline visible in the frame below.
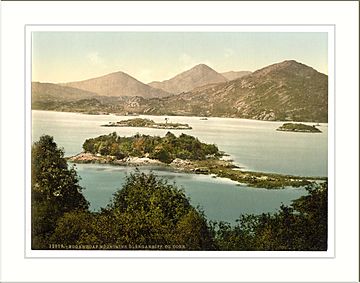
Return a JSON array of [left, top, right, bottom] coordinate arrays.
[[67, 152, 216, 171], [67, 152, 326, 189], [67, 152, 164, 166]]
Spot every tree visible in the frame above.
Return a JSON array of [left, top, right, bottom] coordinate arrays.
[[50, 211, 98, 246], [215, 182, 328, 251], [291, 182, 328, 250], [175, 209, 216, 250], [32, 135, 89, 249], [151, 144, 173, 163], [82, 132, 222, 163], [49, 170, 217, 250], [99, 170, 217, 249]]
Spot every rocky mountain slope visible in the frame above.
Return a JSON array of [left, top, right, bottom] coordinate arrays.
[[148, 64, 228, 94], [139, 60, 328, 122]]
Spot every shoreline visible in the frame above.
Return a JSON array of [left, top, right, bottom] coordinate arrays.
[[32, 109, 328, 125], [67, 152, 327, 190], [101, 120, 192, 130], [276, 129, 322, 133]]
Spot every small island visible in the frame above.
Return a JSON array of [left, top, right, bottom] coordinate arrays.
[[84, 111, 109, 115], [68, 132, 325, 189], [101, 118, 192, 130], [276, 123, 321, 133]]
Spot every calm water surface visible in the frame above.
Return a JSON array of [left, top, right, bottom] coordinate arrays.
[[32, 110, 328, 224]]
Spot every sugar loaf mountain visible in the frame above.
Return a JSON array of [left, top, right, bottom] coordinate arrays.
[[32, 60, 328, 122], [148, 63, 229, 94]]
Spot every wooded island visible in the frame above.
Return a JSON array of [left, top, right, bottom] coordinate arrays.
[[277, 123, 321, 133], [102, 118, 192, 130], [68, 132, 325, 189]]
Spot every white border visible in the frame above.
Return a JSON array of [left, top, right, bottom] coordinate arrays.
[[1, 1, 358, 282], [25, 24, 335, 259]]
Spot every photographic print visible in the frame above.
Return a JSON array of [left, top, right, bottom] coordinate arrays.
[[29, 28, 331, 254]]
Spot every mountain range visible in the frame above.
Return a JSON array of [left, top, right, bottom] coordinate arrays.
[[32, 60, 328, 122], [139, 60, 328, 122]]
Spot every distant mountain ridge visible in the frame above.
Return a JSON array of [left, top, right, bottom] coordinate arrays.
[[62, 71, 170, 98], [32, 60, 328, 122], [144, 60, 328, 122], [32, 82, 99, 102], [148, 64, 228, 94]]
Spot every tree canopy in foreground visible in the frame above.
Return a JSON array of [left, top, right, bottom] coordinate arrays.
[[51, 170, 216, 250], [31, 135, 89, 249]]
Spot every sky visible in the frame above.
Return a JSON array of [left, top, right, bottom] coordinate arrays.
[[32, 32, 328, 84]]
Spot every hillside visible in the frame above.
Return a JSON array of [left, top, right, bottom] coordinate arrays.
[[32, 82, 99, 102], [148, 64, 228, 94], [139, 60, 328, 122], [62, 71, 170, 98]]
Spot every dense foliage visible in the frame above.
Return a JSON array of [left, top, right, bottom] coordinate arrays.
[[31, 135, 89, 249], [103, 118, 192, 129], [215, 182, 328, 251], [51, 171, 216, 250], [82, 132, 221, 163], [32, 136, 328, 251], [116, 118, 155, 127]]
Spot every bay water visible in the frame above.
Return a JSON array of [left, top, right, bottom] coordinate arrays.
[[32, 110, 328, 224]]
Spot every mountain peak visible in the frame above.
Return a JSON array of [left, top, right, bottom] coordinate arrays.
[[280, 59, 298, 64], [148, 64, 227, 94], [252, 59, 322, 78], [101, 70, 130, 78], [191, 63, 212, 70], [62, 71, 170, 98], [277, 60, 309, 68], [266, 59, 303, 69]]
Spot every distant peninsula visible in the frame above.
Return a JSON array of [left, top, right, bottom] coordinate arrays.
[[101, 118, 192, 130], [276, 123, 321, 133]]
